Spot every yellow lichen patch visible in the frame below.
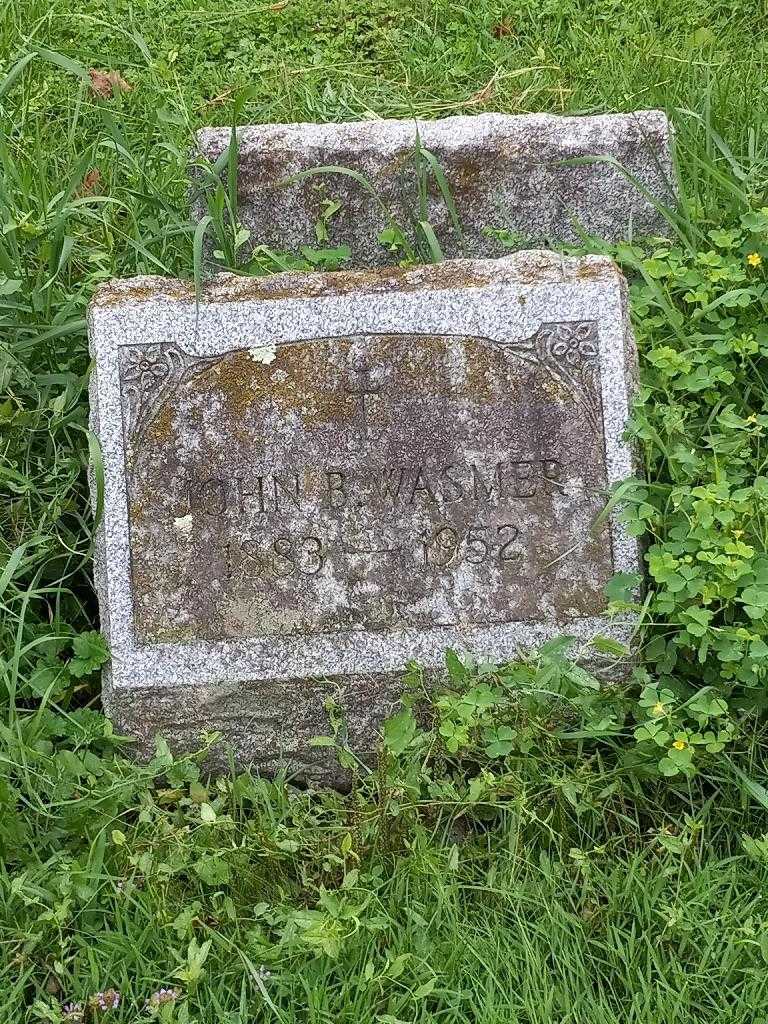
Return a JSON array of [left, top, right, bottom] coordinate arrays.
[[575, 261, 612, 281], [267, 343, 350, 427], [194, 350, 261, 420], [90, 277, 194, 307], [539, 373, 574, 403], [145, 402, 177, 444], [463, 338, 506, 402], [184, 344, 352, 429], [129, 496, 147, 525], [382, 334, 449, 394]]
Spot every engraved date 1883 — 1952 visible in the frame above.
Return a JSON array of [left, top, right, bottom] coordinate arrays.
[[222, 521, 525, 582], [181, 458, 567, 583]]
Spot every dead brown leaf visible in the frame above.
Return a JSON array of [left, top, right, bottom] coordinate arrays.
[[203, 87, 237, 108], [44, 976, 61, 996], [467, 76, 497, 106], [79, 168, 102, 195], [89, 69, 133, 99], [492, 20, 514, 38]]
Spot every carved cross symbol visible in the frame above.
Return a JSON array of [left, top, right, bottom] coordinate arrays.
[[345, 358, 384, 447]]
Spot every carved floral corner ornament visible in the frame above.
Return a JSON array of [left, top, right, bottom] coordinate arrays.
[[537, 321, 599, 370]]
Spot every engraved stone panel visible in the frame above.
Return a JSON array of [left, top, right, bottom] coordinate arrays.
[[88, 253, 640, 783]]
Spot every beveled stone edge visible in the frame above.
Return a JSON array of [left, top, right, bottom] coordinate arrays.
[[90, 251, 621, 308]]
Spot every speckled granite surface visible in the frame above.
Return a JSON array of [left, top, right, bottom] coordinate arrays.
[[88, 252, 640, 784], [192, 111, 674, 268]]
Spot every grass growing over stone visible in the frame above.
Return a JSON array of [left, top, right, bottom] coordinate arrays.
[[2, 1, 768, 1021]]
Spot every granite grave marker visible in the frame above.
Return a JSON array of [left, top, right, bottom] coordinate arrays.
[[193, 110, 674, 268], [88, 251, 639, 782]]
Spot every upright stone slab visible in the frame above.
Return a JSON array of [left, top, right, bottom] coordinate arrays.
[[193, 111, 674, 268], [88, 252, 639, 783]]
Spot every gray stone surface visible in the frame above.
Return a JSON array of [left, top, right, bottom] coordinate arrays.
[[88, 252, 640, 784], [193, 111, 674, 268]]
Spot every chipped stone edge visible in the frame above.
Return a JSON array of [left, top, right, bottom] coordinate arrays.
[[89, 250, 621, 307]]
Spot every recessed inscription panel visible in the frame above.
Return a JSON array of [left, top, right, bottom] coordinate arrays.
[[121, 327, 612, 644]]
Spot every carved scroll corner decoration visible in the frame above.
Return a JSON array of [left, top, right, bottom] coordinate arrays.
[[119, 343, 218, 461]]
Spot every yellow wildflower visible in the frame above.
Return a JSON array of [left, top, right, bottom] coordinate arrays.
[[747, 252, 763, 267], [651, 702, 666, 717], [672, 739, 687, 751]]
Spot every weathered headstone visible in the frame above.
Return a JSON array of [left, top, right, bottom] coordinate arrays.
[[193, 111, 674, 268], [88, 252, 639, 783]]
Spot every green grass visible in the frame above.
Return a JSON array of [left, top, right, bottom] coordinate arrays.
[[2, 0, 768, 1021], [9, 771, 768, 1024]]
